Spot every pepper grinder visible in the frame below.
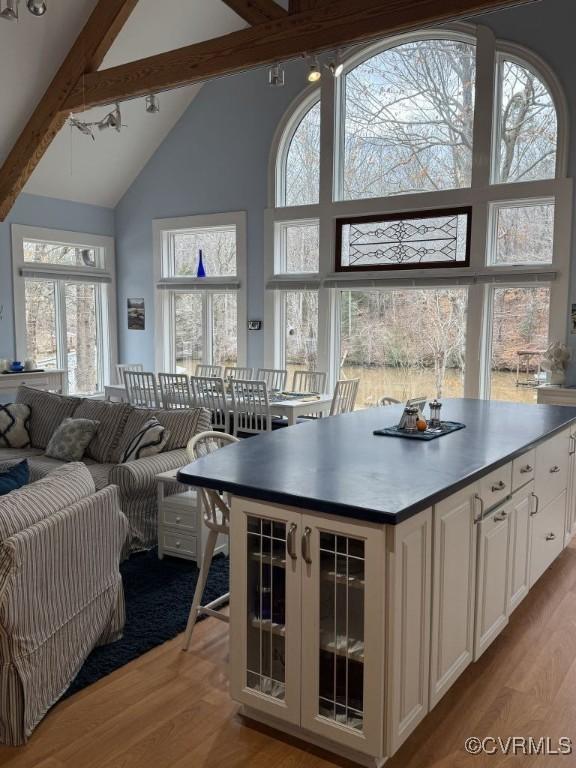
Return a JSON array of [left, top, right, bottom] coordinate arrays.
[[429, 399, 442, 428]]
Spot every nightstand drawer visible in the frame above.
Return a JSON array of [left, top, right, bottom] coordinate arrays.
[[478, 463, 512, 511], [162, 531, 198, 557], [535, 430, 569, 508], [512, 450, 536, 492], [161, 506, 199, 531]]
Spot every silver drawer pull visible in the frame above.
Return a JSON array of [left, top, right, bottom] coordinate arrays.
[[494, 511, 508, 522], [301, 526, 312, 564], [474, 494, 484, 524], [545, 533, 556, 541], [287, 523, 298, 560], [520, 465, 533, 474], [530, 492, 540, 516], [175, 540, 181, 547], [550, 465, 561, 473], [491, 480, 506, 492], [570, 435, 576, 456], [176, 516, 181, 523]]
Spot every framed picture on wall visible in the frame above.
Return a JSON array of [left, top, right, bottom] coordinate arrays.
[[127, 298, 145, 331]]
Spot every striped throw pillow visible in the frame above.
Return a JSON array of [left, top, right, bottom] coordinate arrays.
[[121, 418, 170, 463], [0, 404, 31, 449]]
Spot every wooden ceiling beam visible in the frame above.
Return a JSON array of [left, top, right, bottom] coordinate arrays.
[[221, 0, 287, 25], [289, 0, 325, 12], [0, 0, 139, 221]]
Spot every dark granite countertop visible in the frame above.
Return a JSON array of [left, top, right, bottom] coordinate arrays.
[[177, 399, 576, 525]]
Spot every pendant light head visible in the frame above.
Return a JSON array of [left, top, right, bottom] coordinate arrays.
[[27, 0, 46, 15], [268, 63, 285, 88], [307, 56, 321, 83], [0, 0, 19, 20], [145, 94, 160, 114]]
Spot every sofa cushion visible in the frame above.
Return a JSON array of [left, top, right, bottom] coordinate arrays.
[[84, 461, 114, 491], [121, 418, 169, 462], [0, 404, 31, 449], [153, 408, 212, 452], [0, 460, 29, 496], [16, 386, 80, 449], [73, 400, 131, 463], [0, 462, 95, 541], [45, 417, 100, 462]]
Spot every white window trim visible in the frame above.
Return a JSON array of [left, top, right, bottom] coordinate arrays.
[[11, 224, 117, 395], [153, 211, 248, 372], [264, 23, 572, 400]]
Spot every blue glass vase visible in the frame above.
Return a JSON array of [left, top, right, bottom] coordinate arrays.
[[197, 249, 206, 278]]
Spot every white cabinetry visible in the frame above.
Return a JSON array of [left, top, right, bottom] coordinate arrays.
[[529, 490, 566, 586], [507, 483, 534, 613], [567, 426, 576, 543]]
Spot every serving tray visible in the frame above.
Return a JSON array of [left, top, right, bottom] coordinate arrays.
[[373, 420, 466, 440]]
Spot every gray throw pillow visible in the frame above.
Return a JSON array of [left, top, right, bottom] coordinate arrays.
[[0, 404, 31, 449], [45, 418, 100, 462], [121, 418, 169, 463]]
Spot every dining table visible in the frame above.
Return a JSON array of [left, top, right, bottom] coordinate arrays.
[[103, 383, 333, 427]]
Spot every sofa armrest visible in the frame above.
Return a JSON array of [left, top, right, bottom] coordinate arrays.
[[109, 449, 189, 498]]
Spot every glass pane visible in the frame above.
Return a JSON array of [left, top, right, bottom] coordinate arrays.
[[24, 280, 58, 369], [23, 240, 98, 267], [65, 283, 100, 395], [284, 101, 321, 207], [496, 60, 557, 183], [319, 534, 365, 732], [285, 291, 318, 380], [490, 203, 554, 266], [281, 221, 319, 273], [338, 210, 470, 269], [340, 289, 468, 407], [489, 287, 550, 403], [174, 293, 203, 373], [172, 227, 236, 277], [246, 515, 287, 701], [212, 293, 237, 367], [342, 39, 476, 201]]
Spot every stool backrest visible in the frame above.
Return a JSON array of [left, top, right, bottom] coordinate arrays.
[[186, 431, 240, 531]]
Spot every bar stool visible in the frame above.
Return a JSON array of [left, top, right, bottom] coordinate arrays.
[[182, 430, 239, 651]]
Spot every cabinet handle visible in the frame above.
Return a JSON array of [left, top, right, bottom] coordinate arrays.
[[531, 492, 540, 516], [474, 494, 484, 524], [570, 435, 576, 456], [302, 526, 312, 564], [550, 465, 561, 473], [287, 523, 298, 560], [491, 480, 506, 492], [520, 465, 533, 474], [176, 516, 181, 523], [494, 510, 508, 522], [545, 533, 556, 541]]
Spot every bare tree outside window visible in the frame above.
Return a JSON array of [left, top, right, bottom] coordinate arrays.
[[284, 101, 321, 207], [173, 228, 236, 277]]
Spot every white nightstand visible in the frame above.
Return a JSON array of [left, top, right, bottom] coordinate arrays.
[[156, 469, 228, 566]]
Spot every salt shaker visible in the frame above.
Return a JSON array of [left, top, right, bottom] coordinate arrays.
[[429, 399, 442, 428], [403, 406, 419, 433]]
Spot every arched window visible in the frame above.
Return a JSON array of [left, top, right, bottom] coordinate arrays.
[[280, 99, 321, 207]]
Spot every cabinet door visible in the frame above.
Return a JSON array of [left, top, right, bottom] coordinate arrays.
[[300, 514, 385, 758], [430, 485, 478, 709], [229, 498, 302, 725], [566, 429, 576, 544], [474, 504, 511, 660], [507, 485, 534, 613]]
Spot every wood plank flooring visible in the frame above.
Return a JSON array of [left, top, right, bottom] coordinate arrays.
[[2, 543, 576, 768]]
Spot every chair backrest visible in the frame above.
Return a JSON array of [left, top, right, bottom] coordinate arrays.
[[190, 376, 229, 432], [379, 396, 401, 406], [256, 368, 287, 392], [224, 366, 254, 381], [186, 431, 239, 532], [230, 379, 271, 436], [158, 373, 192, 409], [330, 378, 360, 416], [195, 364, 223, 378], [116, 363, 143, 385], [124, 370, 160, 409], [292, 370, 327, 394]]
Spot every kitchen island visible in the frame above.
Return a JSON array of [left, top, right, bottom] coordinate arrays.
[[178, 399, 576, 767]]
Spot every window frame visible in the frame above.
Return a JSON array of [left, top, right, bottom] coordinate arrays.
[[11, 224, 117, 395]]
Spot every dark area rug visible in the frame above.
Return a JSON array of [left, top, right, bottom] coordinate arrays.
[[63, 548, 229, 698]]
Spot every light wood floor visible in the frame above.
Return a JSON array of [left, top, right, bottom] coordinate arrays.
[[2, 544, 576, 768]]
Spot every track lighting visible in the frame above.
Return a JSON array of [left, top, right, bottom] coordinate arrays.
[[26, 0, 46, 16], [307, 56, 321, 83], [69, 104, 123, 141], [268, 63, 285, 88], [0, 1, 19, 20], [145, 94, 160, 114], [0, 0, 48, 19]]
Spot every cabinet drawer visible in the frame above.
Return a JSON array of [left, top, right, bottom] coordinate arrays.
[[529, 490, 566, 586], [161, 506, 199, 531], [161, 531, 198, 557], [512, 450, 535, 492], [478, 463, 512, 511], [535, 430, 569, 509]]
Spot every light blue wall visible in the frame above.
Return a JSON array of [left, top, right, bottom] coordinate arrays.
[[0, 193, 115, 361]]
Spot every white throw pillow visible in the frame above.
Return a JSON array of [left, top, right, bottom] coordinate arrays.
[[121, 418, 169, 463], [0, 403, 31, 449]]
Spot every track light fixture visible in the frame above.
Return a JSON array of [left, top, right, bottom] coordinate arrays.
[[307, 56, 321, 83], [268, 63, 285, 88], [69, 104, 123, 141], [0, 0, 19, 20], [145, 94, 160, 113], [26, 0, 46, 15]]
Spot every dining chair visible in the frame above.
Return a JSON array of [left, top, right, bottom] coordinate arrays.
[[124, 370, 161, 409], [190, 375, 230, 433], [116, 362, 143, 385], [292, 370, 327, 394], [158, 372, 192, 409], [379, 396, 401, 406], [195, 364, 223, 378], [330, 378, 360, 416], [256, 367, 287, 392], [230, 379, 271, 436], [182, 431, 240, 651], [224, 366, 255, 381]]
